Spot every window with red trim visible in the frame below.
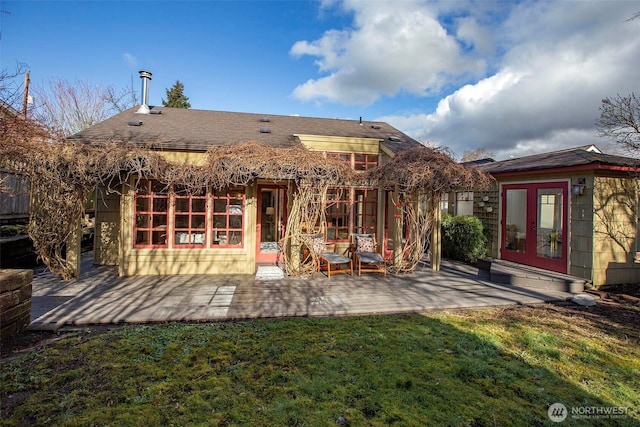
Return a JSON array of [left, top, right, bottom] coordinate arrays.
[[354, 188, 378, 234], [323, 154, 380, 242], [174, 186, 207, 248], [212, 187, 245, 247], [133, 182, 245, 249], [327, 152, 351, 165], [326, 188, 350, 241], [327, 152, 379, 171], [354, 153, 378, 171], [134, 180, 169, 248]]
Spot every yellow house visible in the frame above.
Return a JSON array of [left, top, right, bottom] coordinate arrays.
[[68, 104, 426, 276], [473, 145, 640, 288]]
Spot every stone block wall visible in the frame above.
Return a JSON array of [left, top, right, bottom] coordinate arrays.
[[0, 269, 33, 342]]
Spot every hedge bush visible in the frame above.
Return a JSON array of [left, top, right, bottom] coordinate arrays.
[[441, 214, 487, 263]]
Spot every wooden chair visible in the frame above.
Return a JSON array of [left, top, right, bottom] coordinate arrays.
[[351, 233, 387, 276], [307, 233, 353, 279]]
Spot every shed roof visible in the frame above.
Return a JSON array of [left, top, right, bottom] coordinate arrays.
[[480, 145, 640, 175], [67, 106, 422, 153]]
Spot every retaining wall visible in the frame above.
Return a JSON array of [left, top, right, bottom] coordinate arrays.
[[0, 269, 32, 342]]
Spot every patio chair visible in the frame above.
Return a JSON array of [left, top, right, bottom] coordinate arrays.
[[351, 233, 387, 276], [307, 233, 353, 279]]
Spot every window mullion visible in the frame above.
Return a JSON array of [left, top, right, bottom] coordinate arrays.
[[349, 187, 355, 236], [168, 186, 175, 248], [207, 186, 212, 248]]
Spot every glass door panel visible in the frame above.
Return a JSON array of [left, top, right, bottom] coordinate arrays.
[[256, 185, 287, 263], [504, 189, 527, 253], [537, 188, 563, 260], [501, 182, 567, 273]]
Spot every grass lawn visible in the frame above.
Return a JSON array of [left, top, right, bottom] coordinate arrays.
[[1, 304, 639, 426]]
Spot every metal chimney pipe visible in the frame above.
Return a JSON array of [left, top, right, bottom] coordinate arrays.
[[136, 70, 152, 114], [139, 70, 152, 105]]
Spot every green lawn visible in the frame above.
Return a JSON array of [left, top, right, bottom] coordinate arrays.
[[1, 305, 638, 426]]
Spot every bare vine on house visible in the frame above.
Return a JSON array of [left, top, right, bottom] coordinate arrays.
[[373, 146, 495, 272], [2, 102, 493, 279]]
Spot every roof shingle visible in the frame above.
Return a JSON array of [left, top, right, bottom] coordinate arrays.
[[68, 107, 422, 153], [480, 145, 640, 174]]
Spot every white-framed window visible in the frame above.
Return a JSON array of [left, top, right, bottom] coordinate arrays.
[[456, 191, 474, 216], [441, 192, 449, 214]]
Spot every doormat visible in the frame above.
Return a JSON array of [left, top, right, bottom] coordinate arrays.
[[255, 265, 285, 280]]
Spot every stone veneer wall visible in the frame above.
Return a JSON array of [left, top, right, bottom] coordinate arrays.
[[0, 269, 32, 342]]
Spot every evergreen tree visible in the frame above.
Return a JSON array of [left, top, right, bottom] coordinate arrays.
[[162, 80, 191, 109]]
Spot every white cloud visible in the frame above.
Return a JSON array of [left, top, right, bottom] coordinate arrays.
[[123, 53, 138, 67], [376, 1, 640, 159], [455, 16, 493, 55], [291, 1, 639, 159], [290, 0, 486, 105]]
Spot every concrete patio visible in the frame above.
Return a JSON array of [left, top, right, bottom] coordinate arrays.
[[28, 253, 575, 330]]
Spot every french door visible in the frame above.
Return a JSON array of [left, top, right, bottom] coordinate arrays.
[[501, 182, 568, 273], [256, 185, 287, 263]]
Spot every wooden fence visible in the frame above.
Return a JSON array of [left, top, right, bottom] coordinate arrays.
[[0, 170, 30, 221]]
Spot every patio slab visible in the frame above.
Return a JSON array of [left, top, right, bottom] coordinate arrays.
[[28, 256, 573, 330]]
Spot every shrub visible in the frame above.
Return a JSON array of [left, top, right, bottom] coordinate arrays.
[[441, 214, 487, 263]]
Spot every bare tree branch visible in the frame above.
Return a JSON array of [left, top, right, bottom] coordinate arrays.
[[105, 75, 139, 113], [0, 63, 30, 111], [596, 93, 640, 156], [31, 77, 138, 136]]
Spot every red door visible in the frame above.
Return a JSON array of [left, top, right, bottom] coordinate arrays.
[[256, 185, 287, 263], [501, 182, 568, 273]]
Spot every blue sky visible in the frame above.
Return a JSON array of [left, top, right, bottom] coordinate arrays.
[[2, 0, 639, 160]]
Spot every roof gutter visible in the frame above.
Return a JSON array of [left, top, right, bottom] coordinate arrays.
[[486, 163, 640, 178]]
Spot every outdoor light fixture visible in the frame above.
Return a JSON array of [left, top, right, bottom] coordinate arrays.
[[572, 178, 586, 195]]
